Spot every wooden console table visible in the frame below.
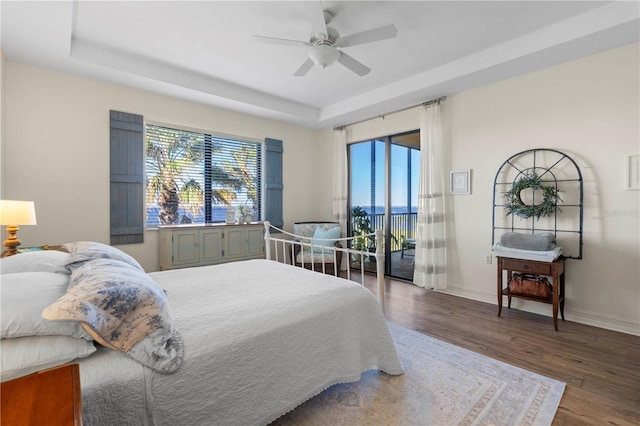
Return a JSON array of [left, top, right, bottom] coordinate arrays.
[[497, 256, 566, 331]]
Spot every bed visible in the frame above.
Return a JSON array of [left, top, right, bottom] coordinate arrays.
[[0, 223, 402, 426]]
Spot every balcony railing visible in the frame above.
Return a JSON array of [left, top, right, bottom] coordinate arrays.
[[351, 212, 417, 252]]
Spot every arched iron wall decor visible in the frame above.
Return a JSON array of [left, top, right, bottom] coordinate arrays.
[[492, 148, 583, 259]]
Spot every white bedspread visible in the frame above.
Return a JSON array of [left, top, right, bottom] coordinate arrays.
[[78, 259, 403, 426]]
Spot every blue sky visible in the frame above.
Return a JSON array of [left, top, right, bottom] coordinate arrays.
[[350, 140, 419, 209]]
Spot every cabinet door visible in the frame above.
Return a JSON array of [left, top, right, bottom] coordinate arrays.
[[224, 228, 246, 259], [172, 230, 199, 266], [200, 229, 222, 263], [246, 227, 265, 257]]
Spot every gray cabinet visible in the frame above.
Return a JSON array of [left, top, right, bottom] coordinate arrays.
[[245, 227, 265, 257], [224, 227, 246, 259], [158, 224, 264, 270]]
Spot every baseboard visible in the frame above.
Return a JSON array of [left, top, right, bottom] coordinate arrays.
[[564, 308, 640, 336], [437, 286, 640, 336]]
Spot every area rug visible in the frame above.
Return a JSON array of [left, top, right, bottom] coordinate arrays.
[[271, 323, 565, 426]]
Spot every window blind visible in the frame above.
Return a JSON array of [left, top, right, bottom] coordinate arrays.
[[145, 124, 262, 226]]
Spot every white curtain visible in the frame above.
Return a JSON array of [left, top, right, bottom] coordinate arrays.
[[332, 128, 348, 235], [413, 103, 448, 289]]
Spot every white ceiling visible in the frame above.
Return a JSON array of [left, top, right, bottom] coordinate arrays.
[[1, 1, 638, 130]]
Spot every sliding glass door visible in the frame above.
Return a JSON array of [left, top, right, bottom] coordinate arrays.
[[348, 130, 419, 280]]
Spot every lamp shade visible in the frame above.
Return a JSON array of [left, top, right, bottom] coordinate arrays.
[[0, 200, 37, 226], [309, 45, 340, 69]]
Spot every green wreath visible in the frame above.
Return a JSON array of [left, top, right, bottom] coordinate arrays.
[[504, 172, 561, 220]]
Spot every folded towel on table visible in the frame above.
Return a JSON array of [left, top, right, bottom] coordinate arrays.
[[492, 243, 563, 262], [499, 232, 556, 251]]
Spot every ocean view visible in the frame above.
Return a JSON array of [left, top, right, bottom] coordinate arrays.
[[147, 205, 418, 226], [359, 206, 418, 215]]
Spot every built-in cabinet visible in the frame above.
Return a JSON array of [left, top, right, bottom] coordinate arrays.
[[158, 223, 264, 270]]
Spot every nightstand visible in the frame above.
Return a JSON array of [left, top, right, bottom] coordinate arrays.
[[497, 256, 566, 331], [1, 363, 82, 426]]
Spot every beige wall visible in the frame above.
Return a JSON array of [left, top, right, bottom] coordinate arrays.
[[444, 43, 639, 335], [316, 43, 640, 335], [2, 43, 638, 334], [2, 62, 320, 270]]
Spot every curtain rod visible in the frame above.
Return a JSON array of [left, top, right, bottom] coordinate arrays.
[[333, 96, 446, 131]]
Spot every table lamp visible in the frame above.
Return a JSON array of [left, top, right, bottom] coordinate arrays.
[[0, 200, 37, 257]]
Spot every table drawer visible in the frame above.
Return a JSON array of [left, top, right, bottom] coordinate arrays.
[[502, 258, 551, 275]]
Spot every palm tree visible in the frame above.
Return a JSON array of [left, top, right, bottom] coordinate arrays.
[[146, 127, 206, 225], [221, 144, 260, 214], [146, 126, 257, 225]]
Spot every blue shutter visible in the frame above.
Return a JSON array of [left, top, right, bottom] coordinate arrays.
[[264, 138, 283, 228], [110, 110, 144, 245]]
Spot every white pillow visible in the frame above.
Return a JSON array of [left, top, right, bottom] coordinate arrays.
[[0, 335, 96, 382], [0, 250, 71, 275], [0, 272, 92, 340]]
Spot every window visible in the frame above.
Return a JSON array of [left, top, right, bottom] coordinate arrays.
[[145, 124, 262, 227]]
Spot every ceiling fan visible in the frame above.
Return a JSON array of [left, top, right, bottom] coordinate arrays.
[[253, 3, 397, 77]]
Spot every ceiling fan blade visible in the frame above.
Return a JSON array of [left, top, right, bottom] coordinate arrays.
[[337, 51, 371, 76], [252, 35, 311, 47], [293, 58, 314, 77], [334, 24, 397, 48], [304, 1, 327, 37]]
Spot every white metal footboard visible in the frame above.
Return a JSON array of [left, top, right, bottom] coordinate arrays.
[[263, 221, 386, 312]]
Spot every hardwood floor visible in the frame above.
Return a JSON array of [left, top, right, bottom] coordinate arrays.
[[360, 276, 640, 426]]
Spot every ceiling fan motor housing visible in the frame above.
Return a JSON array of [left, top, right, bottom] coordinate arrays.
[[311, 26, 340, 46]]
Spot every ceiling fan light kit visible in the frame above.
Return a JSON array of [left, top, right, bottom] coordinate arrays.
[[253, 3, 397, 77], [309, 45, 340, 68]]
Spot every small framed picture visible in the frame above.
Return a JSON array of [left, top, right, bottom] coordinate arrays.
[[627, 155, 640, 190], [450, 169, 471, 195]]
